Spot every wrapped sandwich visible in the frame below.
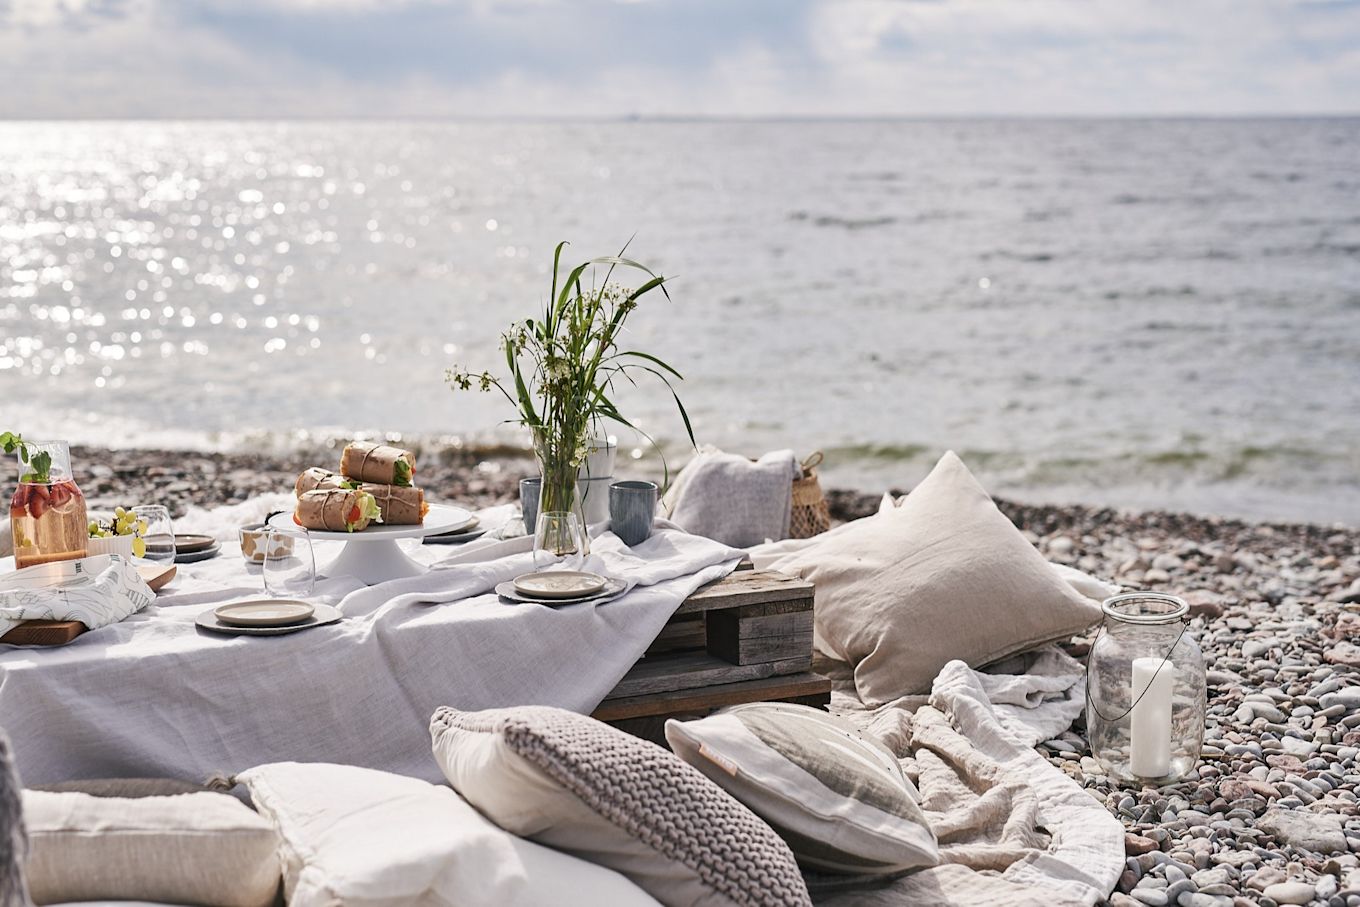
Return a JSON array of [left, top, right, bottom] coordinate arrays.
[[295, 467, 356, 496], [294, 488, 382, 533], [340, 442, 415, 487], [360, 483, 428, 525]]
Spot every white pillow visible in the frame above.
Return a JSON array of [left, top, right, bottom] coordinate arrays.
[[22, 790, 280, 907], [430, 705, 812, 907], [665, 703, 938, 875], [754, 451, 1104, 705], [236, 761, 657, 907]]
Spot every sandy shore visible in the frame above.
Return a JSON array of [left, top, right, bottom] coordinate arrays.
[[60, 446, 1360, 905]]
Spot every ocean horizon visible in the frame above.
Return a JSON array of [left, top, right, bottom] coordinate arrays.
[[2, 117, 1357, 525]]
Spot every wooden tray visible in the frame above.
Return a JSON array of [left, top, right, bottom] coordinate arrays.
[[0, 563, 176, 647]]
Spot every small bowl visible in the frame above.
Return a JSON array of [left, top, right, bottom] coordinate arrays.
[[240, 522, 294, 564], [86, 534, 136, 559]]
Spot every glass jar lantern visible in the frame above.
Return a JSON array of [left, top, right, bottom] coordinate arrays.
[[1087, 592, 1206, 785]]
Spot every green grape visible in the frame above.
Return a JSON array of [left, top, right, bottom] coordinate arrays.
[[114, 506, 127, 518]]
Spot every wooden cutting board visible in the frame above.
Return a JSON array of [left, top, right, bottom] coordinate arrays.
[[0, 563, 177, 647]]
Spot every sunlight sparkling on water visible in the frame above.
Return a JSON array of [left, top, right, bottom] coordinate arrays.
[[1, 119, 1358, 523]]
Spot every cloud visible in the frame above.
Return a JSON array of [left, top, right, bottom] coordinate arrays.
[[0, 0, 1357, 117]]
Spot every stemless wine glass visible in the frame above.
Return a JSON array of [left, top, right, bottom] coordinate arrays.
[[132, 505, 175, 565], [262, 527, 315, 598], [533, 511, 585, 570]]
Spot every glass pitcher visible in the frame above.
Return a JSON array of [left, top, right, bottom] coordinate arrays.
[[9, 441, 89, 568], [1087, 592, 1207, 785]]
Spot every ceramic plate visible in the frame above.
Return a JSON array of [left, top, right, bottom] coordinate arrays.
[[175, 543, 221, 564], [215, 600, 315, 627], [496, 576, 627, 607], [423, 528, 488, 545], [196, 603, 341, 637], [174, 534, 217, 553], [512, 570, 608, 599]]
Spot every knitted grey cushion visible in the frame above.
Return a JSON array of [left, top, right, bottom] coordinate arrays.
[[431, 705, 812, 907]]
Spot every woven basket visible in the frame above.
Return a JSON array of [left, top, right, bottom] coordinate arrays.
[[790, 451, 831, 539]]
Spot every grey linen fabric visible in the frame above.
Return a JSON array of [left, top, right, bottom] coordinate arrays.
[[0, 500, 743, 785], [810, 648, 1125, 907], [664, 447, 800, 547]]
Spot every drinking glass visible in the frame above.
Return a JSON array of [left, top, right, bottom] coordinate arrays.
[[132, 505, 175, 565], [609, 480, 658, 547], [533, 511, 585, 570], [262, 527, 315, 598]]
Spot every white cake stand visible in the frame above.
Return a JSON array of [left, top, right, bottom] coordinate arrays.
[[267, 503, 474, 586]]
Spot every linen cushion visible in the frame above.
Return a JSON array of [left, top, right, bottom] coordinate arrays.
[[429, 705, 812, 907], [22, 789, 280, 907], [665, 703, 938, 875], [236, 761, 654, 907], [757, 450, 1103, 705]]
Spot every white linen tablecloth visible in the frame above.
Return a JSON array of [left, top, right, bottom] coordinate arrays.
[[0, 502, 743, 785]]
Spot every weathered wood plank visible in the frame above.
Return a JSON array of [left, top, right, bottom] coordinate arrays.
[[674, 570, 813, 615], [646, 616, 706, 655], [594, 671, 832, 722], [706, 609, 813, 664], [604, 651, 812, 700], [709, 629, 814, 666]]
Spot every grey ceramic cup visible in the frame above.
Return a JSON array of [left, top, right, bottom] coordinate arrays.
[[610, 480, 658, 547], [520, 477, 542, 534]]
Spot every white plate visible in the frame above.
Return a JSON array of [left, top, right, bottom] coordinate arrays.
[[512, 571, 607, 599], [496, 577, 627, 606], [197, 603, 341, 637], [215, 600, 315, 627], [266, 503, 473, 542]]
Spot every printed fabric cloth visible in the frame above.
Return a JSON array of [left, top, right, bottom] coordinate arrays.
[[0, 554, 154, 639]]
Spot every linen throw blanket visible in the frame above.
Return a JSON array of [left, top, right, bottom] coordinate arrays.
[[0, 498, 743, 786], [811, 648, 1124, 907]]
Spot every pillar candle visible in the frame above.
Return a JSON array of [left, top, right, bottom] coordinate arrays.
[[1130, 657, 1175, 778]]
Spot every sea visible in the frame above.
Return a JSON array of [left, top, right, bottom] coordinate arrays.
[[1, 119, 1358, 525]]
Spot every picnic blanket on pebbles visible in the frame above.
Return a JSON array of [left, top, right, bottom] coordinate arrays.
[[811, 646, 1125, 907]]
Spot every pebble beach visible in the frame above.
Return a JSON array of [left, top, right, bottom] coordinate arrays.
[[72, 445, 1360, 907]]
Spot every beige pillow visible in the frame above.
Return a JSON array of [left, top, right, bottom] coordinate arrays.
[[430, 705, 812, 907], [757, 451, 1102, 705], [23, 789, 281, 907], [237, 761, 653, 907], [665, 703, 938, 875]]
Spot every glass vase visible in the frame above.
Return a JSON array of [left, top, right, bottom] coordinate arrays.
[[1087, 592, 1206, 785], [9, 441, 89, 569], [535, 439, 590, 559]]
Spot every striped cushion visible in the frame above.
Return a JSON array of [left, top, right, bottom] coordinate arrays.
[[665, 703, 938, 875]]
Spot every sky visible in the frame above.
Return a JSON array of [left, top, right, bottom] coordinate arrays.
[[1, 0, 1358, 118]]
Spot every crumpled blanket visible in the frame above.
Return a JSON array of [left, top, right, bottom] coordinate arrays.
[[0, 554, 154, 639], [809, 647, 1124, 907], [662, 446, 801, 547]]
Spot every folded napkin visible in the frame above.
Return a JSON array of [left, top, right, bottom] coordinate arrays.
[[0, 554, 155, 639], [663, 447, 801, 548]]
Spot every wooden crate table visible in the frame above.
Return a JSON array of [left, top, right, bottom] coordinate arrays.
[[593, 568, 830, 745]]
